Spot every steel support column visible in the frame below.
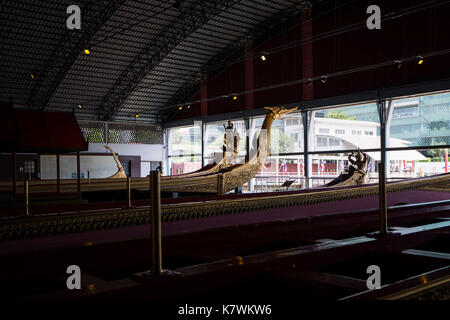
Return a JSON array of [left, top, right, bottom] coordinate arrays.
[[201, 83, 208, 117], [378, 99, 394, 178], [302, 110, 310, 188], [150, 171, 162, 275], [104, 122, 109, 145], [195, 120, 204, 166], [163, 129, 170, 176], [244, 117, 254, 191], [245, 41, 254, 110], [301, 8, 314, 101], [377, 99, 393, 237], [12, 152, 16, 202], [56, 153, 60, 194], [76, 151, 81, 200]]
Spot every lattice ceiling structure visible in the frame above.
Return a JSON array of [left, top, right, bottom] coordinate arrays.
[[0, 0, 325, 124]]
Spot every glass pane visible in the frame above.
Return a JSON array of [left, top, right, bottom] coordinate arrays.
[[252, 111, 304, 154], [387, 148, 448, 180], [168, 125, 201, 157], [389, 91, 450, 147], [247, 151, 380, 192], [248, 155, 305, 193], [203, 119, 247, 164], [310, 103, 379, 152]]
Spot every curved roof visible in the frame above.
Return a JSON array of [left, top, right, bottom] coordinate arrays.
[[0, 0, 325, 124]]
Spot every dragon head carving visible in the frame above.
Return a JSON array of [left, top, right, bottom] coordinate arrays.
[[264, 106, 298, 120]]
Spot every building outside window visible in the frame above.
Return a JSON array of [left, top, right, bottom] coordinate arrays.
[[168, 125, 202, 175]]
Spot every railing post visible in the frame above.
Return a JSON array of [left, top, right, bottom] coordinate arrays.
[[133, 171, 181, 281], [24, 179, 29, 216], [150, 171, 162, 275], [378, 163, 388, 237], [87, 170, 90, 184]]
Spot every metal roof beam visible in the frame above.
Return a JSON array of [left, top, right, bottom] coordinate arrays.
[[102, 0, 242, 121], [28, 0, 127, 111]]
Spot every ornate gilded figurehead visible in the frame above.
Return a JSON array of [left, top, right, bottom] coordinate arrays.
[[348, 148, 368, 172], [223, 119, 233, 130], [104, 145, 127, 178], [264, 106, 298, 120], [222, 120, 239, 165]]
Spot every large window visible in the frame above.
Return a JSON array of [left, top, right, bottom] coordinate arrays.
[[203, 120, 247, 165], [252, 112, 304, 154], [309, 103, 379, 153], [388, 92, 450, 147], [168, 124, 202, 175], [164, 90, 450, 190]]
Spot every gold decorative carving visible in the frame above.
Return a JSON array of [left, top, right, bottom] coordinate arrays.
[[104, 145, 127, 178], [1, 173, 449, 241]]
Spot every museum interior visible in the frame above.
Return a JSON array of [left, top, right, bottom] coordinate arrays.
[[0, 0, 449, 304]]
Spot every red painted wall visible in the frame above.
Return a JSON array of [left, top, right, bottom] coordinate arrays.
[[313, 0, 450, 99], [175, 0, 450, 121]]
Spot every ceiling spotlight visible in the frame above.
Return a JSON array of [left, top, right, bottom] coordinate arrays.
[[186, 104, 191, 109], [178, 106, 183, 110], [135, 113, 139, 118], [260, 51, 269, 61], [416, 55, 424, 65], [30, 73, 35, 80], [307, 78, 312, 86], [320, 75, 328, 83], [77, 104, 83, 109], [394, 60, 402, 69], [84, 49, 90, 55], [233, 95, 238, 100]]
